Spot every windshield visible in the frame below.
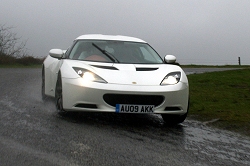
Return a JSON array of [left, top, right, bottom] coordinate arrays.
[[68, 40, 163, 64]]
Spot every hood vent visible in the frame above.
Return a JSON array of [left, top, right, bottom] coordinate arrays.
[[75, 103, 98, 109], [136, 67, 158, 71], [91, 65, 118, 70]]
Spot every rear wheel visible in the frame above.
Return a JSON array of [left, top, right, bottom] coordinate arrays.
[[55, 72, 67, 115]]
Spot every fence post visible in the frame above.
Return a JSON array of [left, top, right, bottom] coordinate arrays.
[[238, 57, 241, 65]]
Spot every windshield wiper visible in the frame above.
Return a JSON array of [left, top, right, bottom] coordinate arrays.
[[92, 43, 119, 63]]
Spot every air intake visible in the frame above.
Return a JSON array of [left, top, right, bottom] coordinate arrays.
[[91, 65, 118, 70], [164, 107, 181, 111], [75, 103, 98, 109]]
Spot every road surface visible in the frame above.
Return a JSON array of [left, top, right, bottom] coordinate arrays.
[[0, 68, 249, 166]]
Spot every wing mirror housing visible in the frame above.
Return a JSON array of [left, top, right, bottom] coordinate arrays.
[[49, 49, 64, 59], [164, 55, 176, 64]]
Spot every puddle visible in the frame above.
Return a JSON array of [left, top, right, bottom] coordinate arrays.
[[184, 120, 250, 165]]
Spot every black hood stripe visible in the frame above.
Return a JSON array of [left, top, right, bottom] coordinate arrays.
[[136, 67, 158, 71]]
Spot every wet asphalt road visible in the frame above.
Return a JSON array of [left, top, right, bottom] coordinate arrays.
[[0, 68, 249, 166]]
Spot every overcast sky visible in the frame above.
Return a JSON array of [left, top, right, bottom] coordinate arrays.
[[1, 0, 250, 65]]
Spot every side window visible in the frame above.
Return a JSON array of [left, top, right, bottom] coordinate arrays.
[[66, 41, 77, 59], [63, 48, 70, 58], [68, 42, 81, 59]]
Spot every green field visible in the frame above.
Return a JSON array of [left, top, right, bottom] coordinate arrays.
[[188, 68, 250, 137]]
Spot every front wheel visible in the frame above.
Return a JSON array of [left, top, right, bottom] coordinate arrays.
[[41, 67, 47, 101], [55, 73, 67, 116], [162, 100, 189, 125], [161, 113, 187, 125]]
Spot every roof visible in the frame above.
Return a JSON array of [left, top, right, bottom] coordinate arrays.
[[75, 34, 147, 43]]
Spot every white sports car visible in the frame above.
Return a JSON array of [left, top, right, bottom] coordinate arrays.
[[42, 34, 189, 124]]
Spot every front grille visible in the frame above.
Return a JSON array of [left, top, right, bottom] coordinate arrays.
[[103, 94, 164, 107]]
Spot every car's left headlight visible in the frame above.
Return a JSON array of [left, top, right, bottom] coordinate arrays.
[[73, 67, 107, 83], [161, 72, 181, 85]]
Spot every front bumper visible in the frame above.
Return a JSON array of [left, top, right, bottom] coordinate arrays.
[[62, 77, 189, 115]]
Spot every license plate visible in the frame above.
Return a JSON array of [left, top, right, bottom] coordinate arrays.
[[116, 104, 154, 113]]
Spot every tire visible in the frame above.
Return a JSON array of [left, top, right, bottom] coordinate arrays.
[[55, 72, 67, 116], [162, 100, 189, 125], [161, 113, 187, 125], [41, 67, 47, 101]]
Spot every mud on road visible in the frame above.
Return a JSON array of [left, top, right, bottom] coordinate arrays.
[[0, 68, 249, 166]]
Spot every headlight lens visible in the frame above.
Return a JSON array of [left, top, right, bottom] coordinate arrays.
[[73, 67, 107, 83], [161, 72, 181, 85]]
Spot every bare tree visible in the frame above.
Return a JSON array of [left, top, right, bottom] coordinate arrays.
[[0, 24, 27, 57]]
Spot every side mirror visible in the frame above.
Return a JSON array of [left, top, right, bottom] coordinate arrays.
[[164, 55, 176, 64], [49, 49, 64, 59]]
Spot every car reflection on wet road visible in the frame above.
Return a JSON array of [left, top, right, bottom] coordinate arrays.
[[0, 68, 249, 166]]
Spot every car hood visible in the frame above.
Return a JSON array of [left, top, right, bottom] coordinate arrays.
[[63, 60, 184, 86]]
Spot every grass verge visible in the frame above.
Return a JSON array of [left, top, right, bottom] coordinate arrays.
[[188, 68, 250, 137], [182, 64, 250, 68]]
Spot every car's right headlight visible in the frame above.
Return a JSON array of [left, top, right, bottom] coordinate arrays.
[[161, 72, 181, 85], [73, 67, 107, 83]]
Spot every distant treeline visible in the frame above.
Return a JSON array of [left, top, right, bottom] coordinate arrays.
[[0, 53, 44, 66], [0, 24, 44, 66]]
